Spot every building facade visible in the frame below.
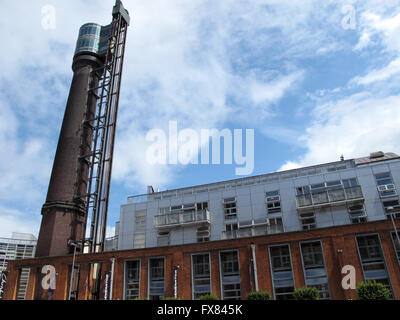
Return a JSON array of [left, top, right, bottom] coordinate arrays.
[[0, 233, 37, 300], [3, 152, 400, 300], [118, 152, 400, 251]]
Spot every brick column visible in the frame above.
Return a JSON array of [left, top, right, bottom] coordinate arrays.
[[77, 262, 89, 300], [254, 243, 273, 296], [178, 252, 191, 299], [322, 237, 345, 300], [210, 251, 221, 299], [164, 254, 173, 298], [238, 246, 252, 299], [112, 258, 124, 300], [290, 242, 305, 290], [341, 235, 364, 300], [140, 258, 148, 299], [54, 262, 68, 300]]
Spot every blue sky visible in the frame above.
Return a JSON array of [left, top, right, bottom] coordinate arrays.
[[0, 0, 400, 238]]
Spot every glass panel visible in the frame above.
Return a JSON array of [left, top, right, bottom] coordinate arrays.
[[149, 258, 164, 300], [125, 260, 140, 300], [220, 251, 241, 300]]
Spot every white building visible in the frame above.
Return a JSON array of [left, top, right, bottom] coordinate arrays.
[[0, 233, 37, 300], [116, 152, 400, 251]]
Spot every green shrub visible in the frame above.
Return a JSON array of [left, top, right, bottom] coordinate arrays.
[[356, 281, 391, 300], [198, 294, 219, 300], [247, 291, 271, 300], [162, 297, 184, 300], [293, 287, 320, 300]]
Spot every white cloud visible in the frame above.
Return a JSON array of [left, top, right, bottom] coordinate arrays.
[[352, 57, 400, 85], [279, 93, 400, 170], [250, 71, 304, 104], [352, 10, 400, 85], [0, 206, 41, 238]]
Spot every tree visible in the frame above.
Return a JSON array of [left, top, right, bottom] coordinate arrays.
[[293, 287, 320, 300], [247, 291, 271, 300], [356, 281, 391, 300], [198, 294, 219, 300]]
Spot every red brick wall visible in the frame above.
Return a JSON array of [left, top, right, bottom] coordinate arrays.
[[4, 219, 400, 300]]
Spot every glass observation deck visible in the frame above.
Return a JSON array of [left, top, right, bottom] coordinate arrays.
[[74, 22, 112, 57], [75, 23, 102, 55]]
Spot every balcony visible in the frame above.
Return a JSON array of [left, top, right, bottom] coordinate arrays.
[[154, 209, 211, 229], [221, 224, 284, 240], [296, 186, 364, 211]]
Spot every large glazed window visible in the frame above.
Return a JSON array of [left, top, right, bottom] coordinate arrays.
[[356, 234, 393, 297], [125, 260, 140, 300], [300, 241, 330, 299], [269, 244, 295, 300], [219, 250, 241, 300], [149, 258, 165, 300], [192, 253, 211, 299]]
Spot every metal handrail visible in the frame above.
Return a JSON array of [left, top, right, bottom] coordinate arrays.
[[296, 186, 363, 208]]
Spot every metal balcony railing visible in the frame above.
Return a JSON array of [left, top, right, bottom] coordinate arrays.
[[296, 186, 364, 209], [221, 224, 284, 240], [154, 209, 211, 228], [385, 205, 400, 216]]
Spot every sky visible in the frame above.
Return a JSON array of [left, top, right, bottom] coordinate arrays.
[[0, 0, 399, 239]]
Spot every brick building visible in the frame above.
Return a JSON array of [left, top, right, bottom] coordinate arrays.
[[3, 151, 400, 300]]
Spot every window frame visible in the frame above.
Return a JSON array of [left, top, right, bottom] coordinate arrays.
[[219, 249, 241, 300], [268, 243, 296, 300], [191, 252, 212, 300], [123, 259, 141, 300], [355, 233, 395, 298], [148, 256, 166, 300], [299, 239, 331, 300]]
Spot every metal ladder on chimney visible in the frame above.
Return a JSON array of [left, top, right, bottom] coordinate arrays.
[[81, 13, 128, 254]]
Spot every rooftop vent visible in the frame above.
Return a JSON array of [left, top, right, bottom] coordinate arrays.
[[369, 151, 385, 159]]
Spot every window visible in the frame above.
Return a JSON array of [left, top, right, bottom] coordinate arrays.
[[197, 202, 209, 210], [296, 186, 310, 195], [157, 231, 170, 247], [219, 251, 241, 300], [192, 253, 211, 299], [266, 191, 281, 214], [269, 245, 295, 300], [134, 210, 146, 249], [299, 212, 316, 230], [125, 260, 140, 300], [222, 223, 239, 239], [342, 178, 359, 189], [382, 199, 400, 219], [375, 173, 397, 197], [300, 241, 330, 299], [391, 232, 400, 264], [348, 203, 367, 224], [356, 234, 393, 297], [149, 258, 164, 300], [223, 198, 237, 220], [197, 226, 210, 242], [268, 217, 284, 233]]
